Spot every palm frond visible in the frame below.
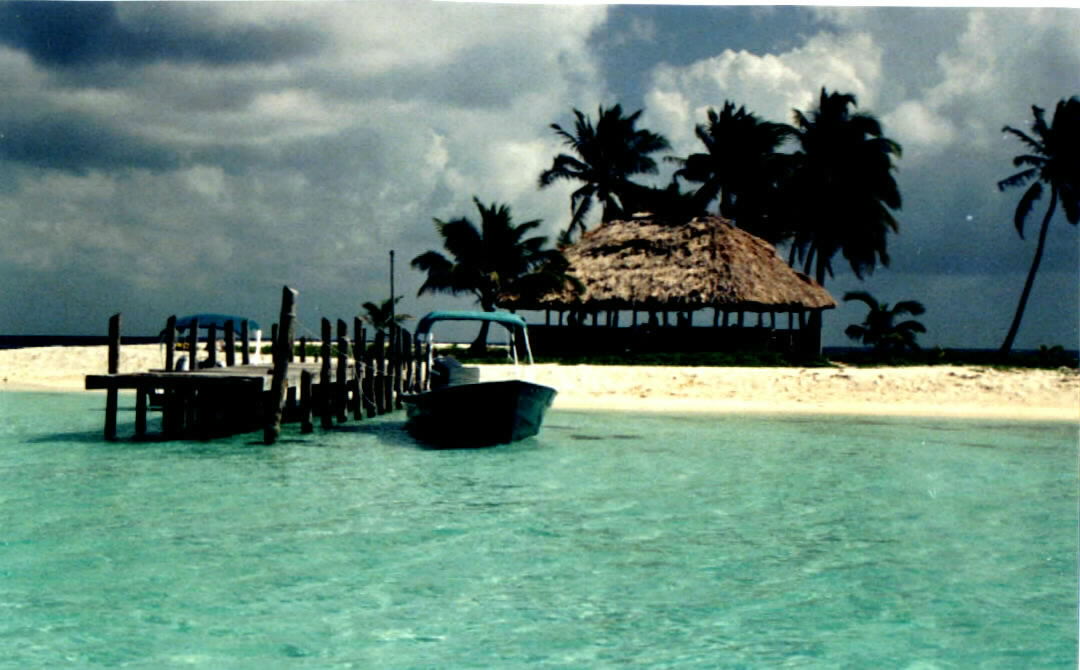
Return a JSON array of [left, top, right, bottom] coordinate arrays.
[[1013, 181, 1043, 237]]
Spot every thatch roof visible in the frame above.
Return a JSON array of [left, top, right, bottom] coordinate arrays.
[[513, 215, 836, 312]]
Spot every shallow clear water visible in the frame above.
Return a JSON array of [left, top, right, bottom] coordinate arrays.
[[1, 391, 1076, 669]]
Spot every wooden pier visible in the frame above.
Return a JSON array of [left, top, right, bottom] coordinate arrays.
[[85, 286, 427, 444]]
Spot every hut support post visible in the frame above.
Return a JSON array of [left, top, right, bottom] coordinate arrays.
[[263, 286, 297, 445]]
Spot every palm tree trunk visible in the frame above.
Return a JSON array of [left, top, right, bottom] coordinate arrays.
[[999, 188, 1057, 357], [468, 298, 496, 354]]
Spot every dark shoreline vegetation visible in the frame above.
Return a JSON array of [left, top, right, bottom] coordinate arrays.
[[1, 337, 1075, 370], [434, 345, 1079, 370]]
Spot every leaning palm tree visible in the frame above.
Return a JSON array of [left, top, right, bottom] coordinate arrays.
[[670, 101, 794, 242], [411, 197, 572, 353], [996, 96, 1080, 357], [361, 296, 412, 334], [787, 88, 903, 287], [843, 290, 926, 354], [539, 104, 670, 239]]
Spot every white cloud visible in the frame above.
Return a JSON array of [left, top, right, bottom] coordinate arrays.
[[883, 101, 956, 157], [644, 30, 883, 155]]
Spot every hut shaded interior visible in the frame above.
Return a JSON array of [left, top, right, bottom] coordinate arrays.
[[510, 215, 837, 356]]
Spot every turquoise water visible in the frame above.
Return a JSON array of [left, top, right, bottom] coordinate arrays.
[[1, 391, 1076, 669]]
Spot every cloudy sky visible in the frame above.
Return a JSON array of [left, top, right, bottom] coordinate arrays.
[[0, 2, 1076, 350]]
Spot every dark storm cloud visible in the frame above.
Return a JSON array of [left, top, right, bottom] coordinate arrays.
[[0, 2, 323, 69], [0, 115, 180, 174]]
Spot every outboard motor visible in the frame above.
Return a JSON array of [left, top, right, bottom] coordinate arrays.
[[430, 356, 479, 389]]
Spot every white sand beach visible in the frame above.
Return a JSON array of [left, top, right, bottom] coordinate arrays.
[[1, 343, 1077, 422]]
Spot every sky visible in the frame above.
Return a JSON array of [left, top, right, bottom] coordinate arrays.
[[0, 1, 1076, 350]]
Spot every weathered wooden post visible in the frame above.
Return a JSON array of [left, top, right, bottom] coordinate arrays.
[[413, 333, 425, 392], [374, 330, 386, 415], [363, 330, 376, 418], [161, 314, 178, 435], [384, 327, 395, 412], [186, 317, 199, 370], [356, 319, 369, 419], [300, 370, 314, 434], [206, 324, 218, 368], [241, 318, 251, 365], [320, 318, 333, 429], [299, 337, 307, 363], [164, 315, 177, 372], [134, 386, 147, 439], [336, 319, 349, 423], [392, 324, 404, 410], [225, 320, 236, 367], [264, 286, 298, 445], [104, 313, 121, 440]]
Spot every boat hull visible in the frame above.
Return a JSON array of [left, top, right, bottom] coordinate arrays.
[[402, 380, 557, 447]]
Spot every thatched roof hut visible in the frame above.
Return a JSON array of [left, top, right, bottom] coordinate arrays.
[[513, 215, 836, 314]]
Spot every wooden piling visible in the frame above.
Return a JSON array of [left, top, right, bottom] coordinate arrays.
[[320, 318, 333, 429], [362, 336, 376, 418], [165, 315, 177, 372], [299, 336, 307, 363], [300, 369, 314, 434], [186, 317, 199, 370], [392, 325, 404, 410], [207, 324, 217, 368], [241, 318, 251, 365], [356, 319, 369, 419], [373, 330, 386, 415], [135, 387, 147, 438], [264, 286, 297, 445], [104, 313, 121, 440], [225, 320, 236, 367], [336, 319, 349, 423]]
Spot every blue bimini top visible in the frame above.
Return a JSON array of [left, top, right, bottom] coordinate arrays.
[[414, 311, 527, 337]]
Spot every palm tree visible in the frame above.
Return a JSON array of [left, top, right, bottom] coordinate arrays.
[[843, 290, 926, 354], [787, 88, 903, 286], [539, 104, 670, 239], [996, 96, 1080, 357], [361, 296, 412, 334], [411, 197, 572, 352], [670, 101, 794, 242]]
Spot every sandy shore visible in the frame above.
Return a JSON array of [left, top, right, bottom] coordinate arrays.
[[1, 344, 1077, 422]]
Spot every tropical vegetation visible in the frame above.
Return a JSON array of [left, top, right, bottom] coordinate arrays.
[[411, 197, 573, 352], [670, 101, 794, 243], [996, 96, 1079, 357], [539, 104, 671, 239], [785, 88, 903, 287], [361, 296, 412, 334], [843, 290, 926, 354]]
